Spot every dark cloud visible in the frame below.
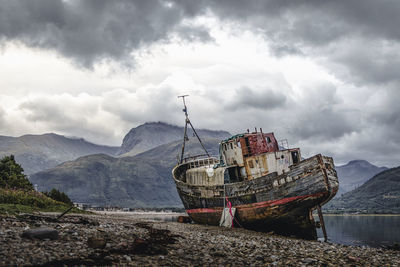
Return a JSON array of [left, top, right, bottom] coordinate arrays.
[[0, 0, 211, 68], [226, 87, 287, 111], [2, 0, 400, 85], [201, 0, 400, 86], [2, 0, 400, 167]]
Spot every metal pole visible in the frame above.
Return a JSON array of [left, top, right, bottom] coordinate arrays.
[[188, 120, 210, 157], [177, 95, 210, 162], [178, 95, 189, 164], [317, 205, 328, 242], [180, 120, 188, 164]]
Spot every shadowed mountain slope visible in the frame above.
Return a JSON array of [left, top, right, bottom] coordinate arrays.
[[325, 166, 400, 213], [29, 138, 221, 207], [0, 133, 118, 174], [335, 160, 388, 197]]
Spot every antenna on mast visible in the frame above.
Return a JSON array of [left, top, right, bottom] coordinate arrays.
[[178, 95, 210, 163], [178, 94, 189, 117]]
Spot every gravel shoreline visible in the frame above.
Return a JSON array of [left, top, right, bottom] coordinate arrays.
[[1, 213, 399, 266]]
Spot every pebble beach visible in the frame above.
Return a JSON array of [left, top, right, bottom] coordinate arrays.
[[1, 212, 400, 266]]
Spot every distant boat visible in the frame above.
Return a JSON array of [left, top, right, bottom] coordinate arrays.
[[172, 96, 339, 239]]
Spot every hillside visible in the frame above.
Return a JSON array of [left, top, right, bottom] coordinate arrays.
[[117, 122, 230, 156], [29, 138, 221, 207], [335, 160, 388, 197], [325, 166, 400, 213], [0, 133, 119, 174]]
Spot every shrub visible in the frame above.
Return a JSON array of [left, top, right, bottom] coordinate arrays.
[[43, 188, 73, 206], [0, 155, 33, 191]]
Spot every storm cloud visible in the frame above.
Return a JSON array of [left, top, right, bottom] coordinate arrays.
[[1, 0, 400, 85], [0, 0, 400, 167], [226, 87, 287, 111], [0, 0, 210, 68]]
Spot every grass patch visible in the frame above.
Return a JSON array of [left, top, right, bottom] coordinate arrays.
[[0, 188, 85, 215]]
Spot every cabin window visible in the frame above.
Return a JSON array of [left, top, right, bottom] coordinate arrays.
[[291, 151, 299, 164], [223, 144, 227, 150], [227, 166, 241, 183], [266, 136, 271, 143], [230, 143, 233, 149], [245, 137, 250, 151], [248, 160, 254, 168]]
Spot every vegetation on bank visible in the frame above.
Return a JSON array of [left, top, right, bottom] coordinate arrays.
[[0, 155, 81, 215], [43, 188, 73, 206], [0, 155, 33, 190]]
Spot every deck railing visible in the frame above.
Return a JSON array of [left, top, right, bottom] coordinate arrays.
[[182, 154, 219, 168]]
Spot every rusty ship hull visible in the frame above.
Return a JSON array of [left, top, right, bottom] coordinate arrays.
[[173, 154, 338, 239]]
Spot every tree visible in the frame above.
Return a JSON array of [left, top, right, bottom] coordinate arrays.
[[0, 155, 33, 191], [43, 188, 73, 206]]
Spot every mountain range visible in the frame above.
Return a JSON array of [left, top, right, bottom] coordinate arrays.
[[335, 160, 388, 197], [325, 166, 400, 213], [29, 138, 222, 207], [1, 122, 398, 211], [0, 133, 118, 174], [117, 122, 230, 156]]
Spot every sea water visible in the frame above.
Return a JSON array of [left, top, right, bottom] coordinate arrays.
[[316, 215, 400, 248]]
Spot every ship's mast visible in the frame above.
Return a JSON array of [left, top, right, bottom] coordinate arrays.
[[178, 95, 210, 163]]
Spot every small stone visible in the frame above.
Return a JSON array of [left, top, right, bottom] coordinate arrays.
[[303, 258, 317, 264], [256, 256, 264, 261], [124, 255, 132, 262], [21, 227, 59, 240], [87, 235, 107, 249], [348, 256, 360, 262]]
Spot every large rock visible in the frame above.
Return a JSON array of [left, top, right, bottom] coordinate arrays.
[[21, 227, 58, 240]]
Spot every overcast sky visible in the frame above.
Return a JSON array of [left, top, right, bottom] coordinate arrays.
[[0, 0, 399, 167]]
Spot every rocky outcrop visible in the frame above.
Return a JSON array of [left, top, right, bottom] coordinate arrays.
[[117, 122, 230, 156]]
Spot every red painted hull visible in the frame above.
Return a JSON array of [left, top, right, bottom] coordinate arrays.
[[185, 192, 330, 239]]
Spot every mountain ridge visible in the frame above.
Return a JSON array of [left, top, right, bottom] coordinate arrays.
[[326, 166, 400, 213], [117, 121, 231, 156], [334, 159, 388, 197], [0, 133, 119, 174]]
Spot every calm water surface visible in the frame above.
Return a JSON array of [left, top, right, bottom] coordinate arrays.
[[316, 215, 400, 248]]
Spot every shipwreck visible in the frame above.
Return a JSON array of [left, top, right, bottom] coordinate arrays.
[[172, 96, 339, 239]]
